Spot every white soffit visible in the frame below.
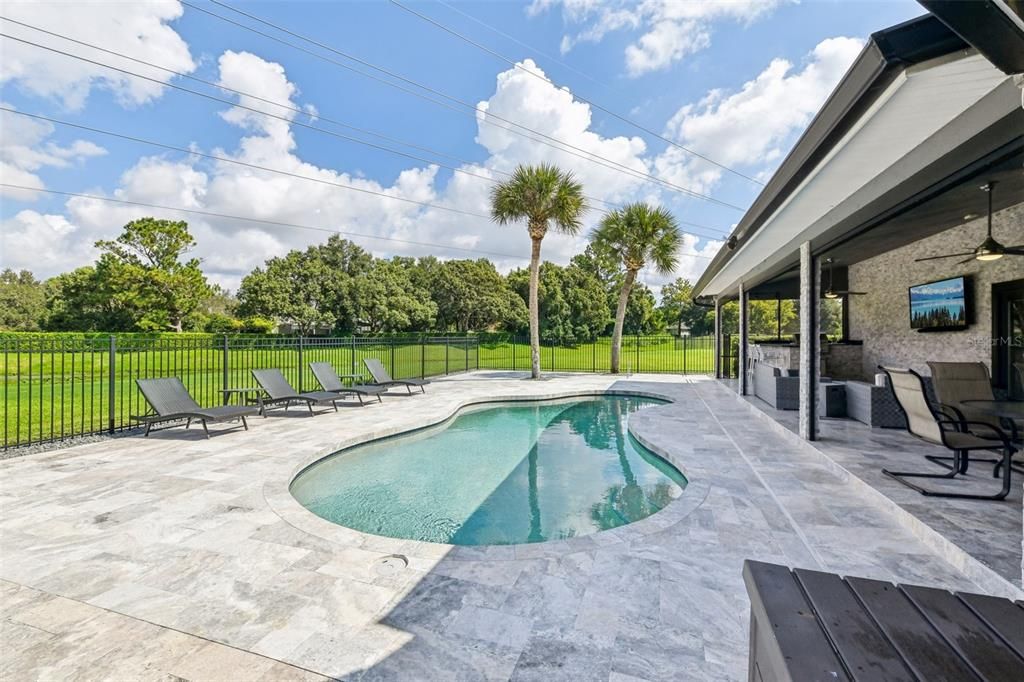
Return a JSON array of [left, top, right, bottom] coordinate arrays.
[[703, 52, 1013, 298]]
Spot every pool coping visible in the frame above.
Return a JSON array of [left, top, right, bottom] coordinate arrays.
[[262, 387, 712, 563]]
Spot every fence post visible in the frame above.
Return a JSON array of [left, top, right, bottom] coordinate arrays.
[[445, 337, 450, 375], [635, 335, 640, 374], [297, 335, 305, 392], [222, 335, 230, 403], [389, 337, 396, 377], [350, 335, 356, 375], [592, 340, 596, 373], [108, 335, 116, 433], [421, 336, 426, 379], [682, 335, 687, 375], [475, 338, 480, 371]]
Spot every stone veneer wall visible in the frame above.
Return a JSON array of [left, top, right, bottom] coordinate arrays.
[[847, 202, 1023, 379]]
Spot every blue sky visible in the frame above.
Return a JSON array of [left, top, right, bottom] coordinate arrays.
[[1, 0, 924, 290]]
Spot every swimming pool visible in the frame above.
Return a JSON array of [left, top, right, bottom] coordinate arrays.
[[290, 395, 687, 546]]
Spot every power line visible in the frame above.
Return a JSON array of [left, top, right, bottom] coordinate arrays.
[[0, 18, 628, 214], [434, 0, 612, 92], [0, 184, 525, 259], [0, 184, 714, 260], [2, 107, 492, 220], [389, 0, 765, 186], [180, 0, 748, 211]]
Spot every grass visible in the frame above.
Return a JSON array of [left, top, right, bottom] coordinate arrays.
[[2, 335, 716, 448]]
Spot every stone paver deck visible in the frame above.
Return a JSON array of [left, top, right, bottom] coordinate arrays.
[[1, 373, 1019, 681]]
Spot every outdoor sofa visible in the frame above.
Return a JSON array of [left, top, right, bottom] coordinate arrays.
[[309, 362, 385, 405], [363, 358, 430, 394], [251, 368, 347, 414], [134, 377, 259, 438]]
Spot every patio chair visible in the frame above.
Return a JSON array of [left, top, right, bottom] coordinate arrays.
[[363, 358, 430, 394], [134, 377, 259, 438], [308, 362, 385, 405], [879, 366, 1017, 500], [927, 361, 1022, 473], [251, 369, 343, 415]]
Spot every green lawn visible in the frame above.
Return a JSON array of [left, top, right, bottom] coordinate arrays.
[[2, 336, 716, 448]]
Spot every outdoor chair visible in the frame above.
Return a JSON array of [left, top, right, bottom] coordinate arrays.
[[929, 361, 1022, 473], [251, 369, 344, 415], [308, 362, 385, 405], [134, 377, 259, 438], [879, 366, 1017, 500], [363, 358, 430, 394]]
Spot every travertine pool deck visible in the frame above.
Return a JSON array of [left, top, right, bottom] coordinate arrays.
[[2, 372, 1020, 681]]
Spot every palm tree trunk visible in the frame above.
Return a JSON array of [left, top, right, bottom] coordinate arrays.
[[610, 269, 637, 374], [528, 236, 543, 379]]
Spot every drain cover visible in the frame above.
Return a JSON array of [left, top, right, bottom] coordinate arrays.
[[374, 554, 408, 576]]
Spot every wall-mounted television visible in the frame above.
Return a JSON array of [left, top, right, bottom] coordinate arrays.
[[908, 275, 970, 331]]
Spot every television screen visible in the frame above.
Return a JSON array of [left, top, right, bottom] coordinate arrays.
[[909, 276, 968, 330]]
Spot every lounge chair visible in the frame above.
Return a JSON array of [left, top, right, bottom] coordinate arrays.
[[879, 366, 1017, 500], [134, 377, 258, 438], [363, 358, 430, 394], [251, 369, 344, 414], [308, 362, 385, 405]]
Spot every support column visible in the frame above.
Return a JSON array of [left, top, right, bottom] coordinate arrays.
[[738, 283, 749, 395], [799, 242, 820, 441], [713, 297, 723, 379]]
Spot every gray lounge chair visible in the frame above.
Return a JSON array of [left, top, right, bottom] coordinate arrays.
[[363, 358, 429, 394], [134, 377, 258, 438], [879, 366, 1017, 500], [251, 369, 344, 414], [309, 362, 385, 405]]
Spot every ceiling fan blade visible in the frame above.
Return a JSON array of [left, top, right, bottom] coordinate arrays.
[[1003, 246, 1024, 255], [914, 252, 975, 262], [957, 256, 977, 265], [842, 291, 868, 296]]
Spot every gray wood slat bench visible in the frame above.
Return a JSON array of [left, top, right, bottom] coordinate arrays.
[[743, 560, 1024, 681]]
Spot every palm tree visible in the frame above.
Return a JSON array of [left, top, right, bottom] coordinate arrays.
[[491, 164, 586, 379], [590, 203, 681, 374]]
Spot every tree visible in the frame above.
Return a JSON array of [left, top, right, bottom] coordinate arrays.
[[95, 218, 211, 332], [491, 164, 586, 378], [426, 259, 527, 332], [589, 203, 681, 373], [237, 236, 371, 334], [658, 278, 706, 337], [507, 262, 609, 345], [0, 269, 46, 331], [354, 259, 436, 332], [43, 266, 136, 331]]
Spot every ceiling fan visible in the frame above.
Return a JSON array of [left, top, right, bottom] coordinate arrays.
[[823, 257, 866, 299], [915, 181, 1023, 264]]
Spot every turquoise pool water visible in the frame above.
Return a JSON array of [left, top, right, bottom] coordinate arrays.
[[290, 396, 687, 545]]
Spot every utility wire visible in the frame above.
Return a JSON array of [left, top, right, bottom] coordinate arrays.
[[433, 0, 612, 92], [390, 0, 765, 186], [181, 0, 747, 211], [1, 107, 492, 219], [0, 184, 714, 260], [0, 18, 628, 214], [0, 184, 528, 260]]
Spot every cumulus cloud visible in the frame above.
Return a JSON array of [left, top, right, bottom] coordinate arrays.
[[0, 104, 107, 200], [0, 0, 194, 110], [654, 36, 864, 194], [530, 0, 785, 76]]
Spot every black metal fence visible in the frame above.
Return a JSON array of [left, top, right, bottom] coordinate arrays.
[[2, 333, 718, 449]]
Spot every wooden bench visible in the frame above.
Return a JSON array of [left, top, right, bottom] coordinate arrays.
[[743, 560, 1024, 681]]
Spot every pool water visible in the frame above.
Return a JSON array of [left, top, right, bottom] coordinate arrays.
[[290, 396, 687, 545]]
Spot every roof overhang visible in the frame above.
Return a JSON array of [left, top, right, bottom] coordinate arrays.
[[693, 13, 1024, 301]]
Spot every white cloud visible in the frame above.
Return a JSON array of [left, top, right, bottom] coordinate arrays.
[[531, 0, 786, 76], [0, 210, 96, 272], [8, 46, 759, 293], [0, 104, 107, 200], [655, 36, 864, 193], [0, 0, 194, 110]]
